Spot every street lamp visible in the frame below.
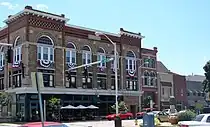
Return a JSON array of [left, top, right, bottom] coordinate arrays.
[[138, 60, 149, 112], [95, 31, 119, 115]]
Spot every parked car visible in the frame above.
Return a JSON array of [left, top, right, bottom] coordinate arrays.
[[19, 122, 69, 127], [178, 113, 210, 127], [136, 108, 156, 119], [156, 111, 169, 122], [162, 108, 178, 115], [106, 112, 133, 120]]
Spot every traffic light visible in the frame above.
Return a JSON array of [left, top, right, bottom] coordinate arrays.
[[68, 70, 71, 83], [7, 47, 13, 63], [84, 66, 88, 85], [21, 62, 25, 78], [84, 66, 88, 78]]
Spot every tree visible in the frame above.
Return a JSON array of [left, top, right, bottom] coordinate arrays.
[[111, 101, 128, 112], [203, 60, 210, 93], [143, 96, 152, 108], [47, 96, 61, 121], [0, 92, 12, 116]]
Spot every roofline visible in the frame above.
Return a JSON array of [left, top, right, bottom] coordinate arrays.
[[67, 24, 121, 37], [4, 8, 69, 23], [0, 26, 8, 31]]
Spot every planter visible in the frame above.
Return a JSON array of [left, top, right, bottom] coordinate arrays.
[[169, 115, 178, 124]]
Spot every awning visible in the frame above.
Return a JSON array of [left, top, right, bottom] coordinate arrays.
[[61, 105, 76, 109], [87, 105, 99, 109], [76, 105, 88, 109]]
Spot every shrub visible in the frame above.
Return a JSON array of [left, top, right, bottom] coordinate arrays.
[[177, 110, 196, 121]]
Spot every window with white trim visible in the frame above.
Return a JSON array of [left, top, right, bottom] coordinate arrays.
[[13, 37, 22, 64], [144, 71, 150, 86], [143, 58, 149, 68], [150, 72, 156, 86], [97, 47, 106, 67], [82, 46, 92, 65], [37, 36, 54, 62], [66, 42, 76, 64], [126, 78, 137, 91], [110, 51, 119, 69], [126, 51, 136, 70]]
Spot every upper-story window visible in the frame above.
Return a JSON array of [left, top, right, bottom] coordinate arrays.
[[37, 36, 54, 62], [82, 45, 92, 65], [144, 71, 150, 86], [66, 42, 76, 65], [0, 47, 4, 67], [97, 47, 106, 68], [13, 36, 22, 64], [150, 59, 156, 68], [111, 51, 119, 69], [150, 72, 156, 86], [143, 58, 149, 67], [126, 51, 136, 71]]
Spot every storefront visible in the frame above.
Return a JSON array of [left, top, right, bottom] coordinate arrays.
[[16, 93, 119, 122]]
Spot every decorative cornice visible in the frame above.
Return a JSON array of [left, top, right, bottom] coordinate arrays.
[[120, 31, 145, 39], [4, 8, 69, 24]]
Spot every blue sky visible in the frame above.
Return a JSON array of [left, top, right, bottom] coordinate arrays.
[[0, 0, 209, 76]]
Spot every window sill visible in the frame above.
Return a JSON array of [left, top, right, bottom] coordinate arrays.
[[143, 85, 157, 88]]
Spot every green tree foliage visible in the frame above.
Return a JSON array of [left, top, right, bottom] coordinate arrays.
[[0, 92, 12, 107], [111, 101, 128, 112], [47, 97, 61, 111], [203, 60, 210, 92], [143, 96, 152, 107]]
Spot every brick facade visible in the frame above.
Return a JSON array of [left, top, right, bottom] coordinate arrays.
[[0, 6, 158, 117]]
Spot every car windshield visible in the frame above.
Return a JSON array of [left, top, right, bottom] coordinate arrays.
[[193, 114, 205, 121]]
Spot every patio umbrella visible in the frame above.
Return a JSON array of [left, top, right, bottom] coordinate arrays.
[[61, 105, 76, 109], [76, 105, 88, 109], [87, 105, 99, 109]]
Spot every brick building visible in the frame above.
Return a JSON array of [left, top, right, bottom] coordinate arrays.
[[0, 6, 158, 121]]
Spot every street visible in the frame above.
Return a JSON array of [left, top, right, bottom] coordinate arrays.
[[64, 120, 142, 127]]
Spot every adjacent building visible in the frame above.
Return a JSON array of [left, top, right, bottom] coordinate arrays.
[[157, 61, 174, 109], [0, 6, 158, 121], [186, 74, 207, 109], [171, 73, 187, 111], [140, 48, 158, 109]]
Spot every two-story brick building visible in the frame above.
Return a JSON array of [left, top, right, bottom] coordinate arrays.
[[0, 6, 158, 121]]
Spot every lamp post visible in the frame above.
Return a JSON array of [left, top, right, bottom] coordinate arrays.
[[138, 61, 149, 112], [95, 32, 119, 115]]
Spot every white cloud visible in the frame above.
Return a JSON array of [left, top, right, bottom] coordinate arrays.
[[36, 4, 48, 11], [0, 2, 19, 10]]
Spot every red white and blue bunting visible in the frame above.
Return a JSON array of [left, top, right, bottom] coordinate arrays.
[[0, 66, 4, 71], [39, 60, 53, 68], [128, 69, 136, 77], [98, 67, 105, 72], [12, 61, 21, 68], [67, 63, 76, 69]]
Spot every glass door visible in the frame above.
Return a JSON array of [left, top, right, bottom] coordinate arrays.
[[30, 100, 39, 121]]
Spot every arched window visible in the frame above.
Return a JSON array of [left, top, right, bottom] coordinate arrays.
[[66, 42, 76, 64], [97, 47, 106, 67], [150, 72, 156, 86], [37, 36, 54, 61], [126, 51, 136, 70], [110, 51, 119, 69], [13, 36, 22, 64], [0, 46, 4, 67], [144, 71, 150, 86], [82, 45, 91, 64]]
